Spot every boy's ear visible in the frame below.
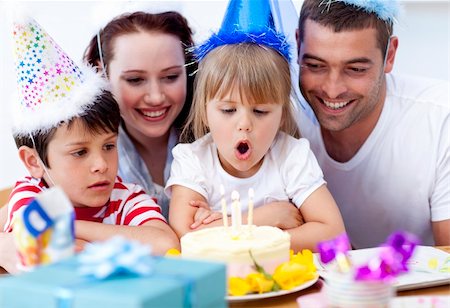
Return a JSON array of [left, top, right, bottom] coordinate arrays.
[[95, 60, 107, 77], [18, 146, 45, 179]]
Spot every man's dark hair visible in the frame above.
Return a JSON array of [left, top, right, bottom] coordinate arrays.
[[298, 0, 394, 58]]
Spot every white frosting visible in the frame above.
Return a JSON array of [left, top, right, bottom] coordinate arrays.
[[181, 225, 290, 277]]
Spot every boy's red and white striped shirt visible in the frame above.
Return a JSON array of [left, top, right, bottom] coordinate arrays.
[[4, 176, 166, 232]]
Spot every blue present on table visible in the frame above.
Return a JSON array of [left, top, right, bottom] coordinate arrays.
[[0, 238, 226, 308]]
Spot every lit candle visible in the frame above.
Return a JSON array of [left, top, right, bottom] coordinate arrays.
[[220, 185, 228, 228], [231, 190, 240, 237], [248, 188, 254, 226]]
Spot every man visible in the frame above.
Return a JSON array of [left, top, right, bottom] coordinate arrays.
[[295, 0, 449, 248]]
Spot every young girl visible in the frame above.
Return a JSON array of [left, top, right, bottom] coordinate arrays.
[[166, 28, 345, 251]]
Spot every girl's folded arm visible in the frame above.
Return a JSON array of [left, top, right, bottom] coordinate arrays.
[[168, 185, 208, 238], [286, 185, 345, 252]]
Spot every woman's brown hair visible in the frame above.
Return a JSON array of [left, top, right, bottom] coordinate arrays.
[[83, 11, 197, 130]]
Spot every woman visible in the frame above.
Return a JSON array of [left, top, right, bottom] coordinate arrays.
[[84, 11, 197, 219]]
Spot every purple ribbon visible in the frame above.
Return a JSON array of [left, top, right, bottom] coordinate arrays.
[[318, 233, 351, 264], [355, 231, 419, 281]]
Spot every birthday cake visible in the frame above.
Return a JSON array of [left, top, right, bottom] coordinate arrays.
[[181, 225, 290, 278]]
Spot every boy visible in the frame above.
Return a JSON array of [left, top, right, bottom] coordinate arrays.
[[1, 16, 179, 273]]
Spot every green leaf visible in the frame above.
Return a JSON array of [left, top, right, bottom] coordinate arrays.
[[249, 250, 281, 291]]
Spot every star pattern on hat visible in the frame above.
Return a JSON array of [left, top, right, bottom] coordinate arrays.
[[13, 19, 84, 111]]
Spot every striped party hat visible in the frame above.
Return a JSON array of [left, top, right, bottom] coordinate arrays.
[[11, 15, 108, 137]]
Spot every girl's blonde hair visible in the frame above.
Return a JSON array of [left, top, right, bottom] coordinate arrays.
[[182, 43, 300, 141]]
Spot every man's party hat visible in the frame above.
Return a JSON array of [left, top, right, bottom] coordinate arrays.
[[322, 0, 400, 23], [11, 15, 108, 137], [196, 0, 291, 61]]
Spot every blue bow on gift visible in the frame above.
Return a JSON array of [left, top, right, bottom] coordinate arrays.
[[56, 237, 202, 308], [78, 236, 154, 279]]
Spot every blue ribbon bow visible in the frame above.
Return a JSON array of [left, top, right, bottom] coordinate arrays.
[[78, 236, 154, 279]]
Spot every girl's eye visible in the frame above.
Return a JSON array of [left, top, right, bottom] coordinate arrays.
[[221, 108, 236, 114], [71, 149, 86, 157], [253, 109, 268, 115], [165, 74, 179, 81]]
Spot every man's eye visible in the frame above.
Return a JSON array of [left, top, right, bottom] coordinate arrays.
[[301, 63, 326, 72], [348, 67, 368, 73]]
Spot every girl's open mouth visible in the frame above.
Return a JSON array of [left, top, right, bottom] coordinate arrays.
[[235, 140, 251, 160]]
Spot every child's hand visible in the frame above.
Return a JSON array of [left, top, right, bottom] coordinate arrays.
[[0, 232, 19, 274], [75, 238, 89, 253], [254, 201, 304, 229], [189, 200, 223, 229]]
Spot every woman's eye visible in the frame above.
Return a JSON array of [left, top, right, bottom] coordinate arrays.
[[126, 77, 144, 84]]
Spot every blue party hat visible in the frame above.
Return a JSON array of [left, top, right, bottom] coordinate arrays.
[[320, 0, 400, 23], [196, 0, 291, 61]]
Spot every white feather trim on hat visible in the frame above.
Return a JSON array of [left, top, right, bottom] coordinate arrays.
[[12, 65, 108, 137], [11, 15, 109, 137]]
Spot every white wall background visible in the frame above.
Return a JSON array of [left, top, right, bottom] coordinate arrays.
[[0, 0, 449, 189]]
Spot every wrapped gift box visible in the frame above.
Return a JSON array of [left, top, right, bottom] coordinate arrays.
[[0, 256, 226, 308]]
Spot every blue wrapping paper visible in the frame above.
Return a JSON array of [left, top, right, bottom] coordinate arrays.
[[0, 256, 226, 308]]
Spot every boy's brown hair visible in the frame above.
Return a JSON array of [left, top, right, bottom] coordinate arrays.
[[14, 91, 120, 167]]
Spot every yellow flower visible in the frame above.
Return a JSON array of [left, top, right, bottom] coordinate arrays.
[[165, 248, 181, 256], [228, 277, 252, 296], [273, 260, 316, 290], [290, 249, 317, 272], [246, 272, 274, 294]]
